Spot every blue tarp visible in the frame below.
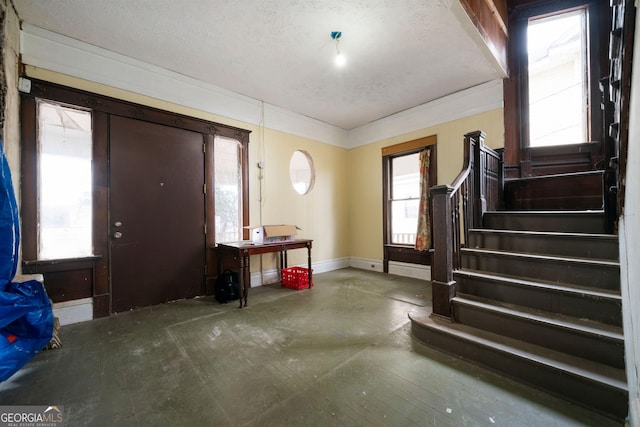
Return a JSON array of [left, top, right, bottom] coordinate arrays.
[[0, 139, 19, 283], [0, 139, 53, 382]]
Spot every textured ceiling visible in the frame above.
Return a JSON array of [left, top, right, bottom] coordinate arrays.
[[14, 0, 503, 130]]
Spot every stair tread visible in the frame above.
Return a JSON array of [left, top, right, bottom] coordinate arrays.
[[453, 294, 624, 341], [486, 210, 605, 214], [467, 229, 619, 261], [505, 170, 604, 180], [455, 269, 622, 300], [409, 309, 628, 391], [461, 247, 620, 267], [469, 228, 617, 241]]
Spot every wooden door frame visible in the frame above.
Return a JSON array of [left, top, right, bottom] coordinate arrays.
[[381, 135, 437, 272], [503, 0, 611, 179], [20, 78, 250, 318]]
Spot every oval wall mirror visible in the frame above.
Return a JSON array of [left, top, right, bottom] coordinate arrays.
[[289, 150, 315, 195]]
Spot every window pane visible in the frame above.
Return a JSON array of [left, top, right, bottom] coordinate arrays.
[[390, 152, 420, 245], [38, 101, 93, 259], [391, 153, 420, 199], [527, 9, 587, 146], [214, 135, 242, 243], [391, 199, 418, 244]]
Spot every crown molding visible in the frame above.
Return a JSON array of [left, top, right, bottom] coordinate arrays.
[[20, 24, 348, 147], [347, 79, 503, 149], [20, 24, 502, 150]]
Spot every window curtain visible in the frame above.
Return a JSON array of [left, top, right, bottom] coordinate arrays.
[[414, 148, 431, 251]]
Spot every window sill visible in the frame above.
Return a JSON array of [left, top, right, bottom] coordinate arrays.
[[22, 255, 102, 274]]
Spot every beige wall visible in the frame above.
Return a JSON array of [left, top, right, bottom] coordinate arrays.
[[23, 67, 505, 270], [23, 67, 350, 273], [1, 1, 21, 270], [251, 127, 349, 269], [347, 109, 504, 262], [1, 1, 20, 169]]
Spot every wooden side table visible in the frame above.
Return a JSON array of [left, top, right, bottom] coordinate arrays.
[[216, 239, 313, 308]]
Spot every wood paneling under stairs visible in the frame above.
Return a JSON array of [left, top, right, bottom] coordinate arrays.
[[410, 210, 627, 420], [504, 171, 605, 211]]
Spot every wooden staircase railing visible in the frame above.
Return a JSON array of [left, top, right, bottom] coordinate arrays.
[[430, 130, 503, 318]]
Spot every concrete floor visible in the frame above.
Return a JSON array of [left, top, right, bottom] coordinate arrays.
[[0, 268, 621, 426]]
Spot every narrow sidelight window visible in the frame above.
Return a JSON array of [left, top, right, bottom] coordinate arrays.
[[214, 135, 243, 243], [527, 8, 589, 146], [37, 100, 93, 259]]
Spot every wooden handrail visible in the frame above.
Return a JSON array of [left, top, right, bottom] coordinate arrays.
[[429, 131, 502, 318]]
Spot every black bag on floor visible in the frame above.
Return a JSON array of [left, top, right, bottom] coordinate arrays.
[[215, 270, 239, 304]]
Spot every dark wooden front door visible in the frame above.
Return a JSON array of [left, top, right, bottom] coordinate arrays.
[[109, 115, 205, 312]]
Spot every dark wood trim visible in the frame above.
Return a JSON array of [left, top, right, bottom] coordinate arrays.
[[20, 78, 251, 315], [205, 133, 216, 281], [22, 256, 102, 273], [93, 294, 110, 318], [384, 245, 431, 266], [381, 134, 437, 156], [382, 136, 437, 273], [19, 96, 38, 260], [504, 0, 611, 178], [21, 78, 250, 140], [459, 0, 508, 73], [241, 133, 250, 241], [430, 131, 502, 318], [92, 111, 109, 298], [504, 170, 605, 210]]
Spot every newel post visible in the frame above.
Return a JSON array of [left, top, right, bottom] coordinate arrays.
[[467, 130, 487, 229], [430, 184, 456, 319]]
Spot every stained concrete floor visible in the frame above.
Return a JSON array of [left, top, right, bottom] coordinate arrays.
[[0, 268, 621, 426]]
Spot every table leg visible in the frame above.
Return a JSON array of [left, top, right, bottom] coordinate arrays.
[[307, 243, 312, 288], [238, 252, 249, 308]]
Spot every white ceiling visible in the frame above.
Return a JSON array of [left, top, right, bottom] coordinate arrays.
[[14, 0, 505, 130]]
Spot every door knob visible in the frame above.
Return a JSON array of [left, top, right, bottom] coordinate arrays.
[[113, 231, 123, 239]]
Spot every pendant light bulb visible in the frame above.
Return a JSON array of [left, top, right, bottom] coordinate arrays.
[[331, 31, 346, 67]]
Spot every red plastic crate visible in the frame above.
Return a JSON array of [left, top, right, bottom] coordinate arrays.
[[281, 267, 314, 290]]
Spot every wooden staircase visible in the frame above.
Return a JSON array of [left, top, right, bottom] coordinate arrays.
[[410, 210, 627, 420]]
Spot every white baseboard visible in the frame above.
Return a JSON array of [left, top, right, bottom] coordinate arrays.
[[348, 257, 431, 280], [14, 274, 94, 325], [349, 257, 385, 273], [52, 298, 93, 326], [250, 257, 351, 287], [629, 396, 639, 427], [13, 274, 44, 283], [388, 261, 431, 280], [46, 258, 424, 323]]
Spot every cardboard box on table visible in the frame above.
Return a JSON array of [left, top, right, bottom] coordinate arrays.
[[246, 224, 299, 244]]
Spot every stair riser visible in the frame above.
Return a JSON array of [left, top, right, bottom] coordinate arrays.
[[467, 232, 619, 261], [483, 213, 606, 233], [452, 302, 625, 369], [411, 321, 628, 420], [461, 252, 620, 291], [503, 172, 605, 211], [455, 276, 622, 326]]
